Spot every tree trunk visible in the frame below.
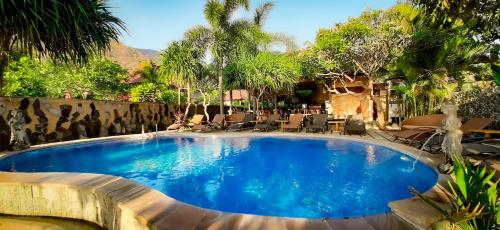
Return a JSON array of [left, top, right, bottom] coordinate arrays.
[[201, 92, 210, 122], [184, 82, 191, 121], [367, 78, 387, 129], [229, 90, 233, 111], [218, 63, 224, 115], [0, 33, 12, 96], [273, 94, 277, 112], [177, 87, 181, 109], [0, 53, 8, 95]]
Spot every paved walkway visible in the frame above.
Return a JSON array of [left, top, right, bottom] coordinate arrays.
[[0, 215, 100, 230]]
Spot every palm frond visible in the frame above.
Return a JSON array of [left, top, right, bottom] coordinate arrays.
[[0, 0, 125, 64], [254, 2, 274, 27], [204, 0, 224, 28]]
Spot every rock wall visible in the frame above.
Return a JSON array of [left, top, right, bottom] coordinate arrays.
[[0, 97, 174, 151]]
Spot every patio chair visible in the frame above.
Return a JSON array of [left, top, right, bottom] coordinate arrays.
[[191, 114, 225, 132], [187, 114, 204, 127], [254, 114, 278, 132], [305, 114, 328, 133], [227, 113, 255, 131], [390, 114, 447, 145], [400, 114, 446, 130], [281, 114, 304, 132], [167, 113, 184, 131], [343, 114, 366, 135], [462, 139, 500, 159], [421, 118, 495, 152]]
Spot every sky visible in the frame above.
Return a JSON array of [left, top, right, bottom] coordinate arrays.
[[108, 0, 397, 51]]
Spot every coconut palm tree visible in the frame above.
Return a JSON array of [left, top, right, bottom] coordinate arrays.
[[185, 0, 278, 114], [0, 0, 125, 94]]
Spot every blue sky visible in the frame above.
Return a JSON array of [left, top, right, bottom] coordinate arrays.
[[108, 0, 397, 51]]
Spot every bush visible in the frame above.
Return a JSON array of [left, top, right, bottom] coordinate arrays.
[[158, 89, 186, 104], [454, 87, 500, 129], [130, 83, 159, 102]]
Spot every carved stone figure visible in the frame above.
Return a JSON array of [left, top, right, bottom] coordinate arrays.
[[441, 102, 463, 161], [77, 120, 88, 139], [8, 110, 30, 151]]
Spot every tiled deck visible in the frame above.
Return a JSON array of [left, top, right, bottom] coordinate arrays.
[[0, 130, 453, 230]]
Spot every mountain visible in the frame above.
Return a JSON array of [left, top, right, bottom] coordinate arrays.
[[135, 48, 161, 63], [105, 41, 161, 73]]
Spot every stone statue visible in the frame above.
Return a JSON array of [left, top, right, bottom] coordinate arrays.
[[8, 110, 30, 151], [441, 102, 463, 162]]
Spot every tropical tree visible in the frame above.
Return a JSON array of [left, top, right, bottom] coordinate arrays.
[[225, 52, 300, 113], [0, 0, 125, 94], [195, 65, 219, 121], [160, 40, 204, 119], [4, 56, 129, 100], [185, 0, 278, 114], [390, 2, 494, 117], [315, 7, 411, 127]]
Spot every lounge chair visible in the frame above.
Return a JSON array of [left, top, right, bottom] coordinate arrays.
[[463, 142, 500, 158], [227, 113, 255, 131], [187, 114, 204, 128], [167, 113, 184, 131], [254, 114, 278, 132], [305, 114, 328, 133], [225, 113, 245, 129], [400, 114, 446, 130], [390, 114, 447, 145], [191, 114, 225, 132], [281, 114, 304, 132], [344, 114, 366, 135], [460, 139, 500, 160], [421, 118, 495, 152]]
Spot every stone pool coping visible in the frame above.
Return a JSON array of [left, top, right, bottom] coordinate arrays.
[[0, 131, 448, 229]]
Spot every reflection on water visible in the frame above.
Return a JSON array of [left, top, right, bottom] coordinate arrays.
[[0, 136, 437, 218]]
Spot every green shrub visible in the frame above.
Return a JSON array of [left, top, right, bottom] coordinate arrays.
[[412, 156, 499, 230], [130, 83, 159, 102], [158, 89, 186, 104]]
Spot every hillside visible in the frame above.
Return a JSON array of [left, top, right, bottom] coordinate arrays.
[[135, 48, 161, 63], [105, 41, 160, 73]]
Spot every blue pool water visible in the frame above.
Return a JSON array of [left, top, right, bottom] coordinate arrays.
[[0, 136, 437, 218]]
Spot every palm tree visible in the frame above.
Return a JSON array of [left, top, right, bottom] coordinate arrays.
[[159, 40, 204, 119], [185, 0, 276, 114], [0, 0, 125, 94]]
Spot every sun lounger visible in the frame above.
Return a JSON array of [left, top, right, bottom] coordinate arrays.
[[389, 114, 447, 145], [281, 114, 304, 132], [191, 114, 225, 132], [421, 118, 495, 152], [227, 113, 255, 131], [400, 114, 446, 130], [254, 114, 278, 132], [305, 114, 328, 133], [187, 114, 204, 128], [463, 143, 500, 157], [167, 123, 182, 131]]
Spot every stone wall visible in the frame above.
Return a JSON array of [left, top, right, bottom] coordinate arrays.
[[0, 97, 174, 151], [331, 91, 387, 123]]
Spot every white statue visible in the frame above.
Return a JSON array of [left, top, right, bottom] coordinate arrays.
[[440, 102, 463, 161]]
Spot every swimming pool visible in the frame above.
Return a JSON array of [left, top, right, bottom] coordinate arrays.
[[0, 136, 437, 218]]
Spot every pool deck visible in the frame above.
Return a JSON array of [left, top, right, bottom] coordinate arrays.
[[0, 129, 467, 230]]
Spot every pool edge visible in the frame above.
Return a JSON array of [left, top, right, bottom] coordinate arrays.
[[0, 131, 447, 229]]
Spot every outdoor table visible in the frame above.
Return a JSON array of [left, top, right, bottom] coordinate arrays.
[[275, 119, 289, 131], [468, 129, 500, 138], [328, 120, 346, 133]]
